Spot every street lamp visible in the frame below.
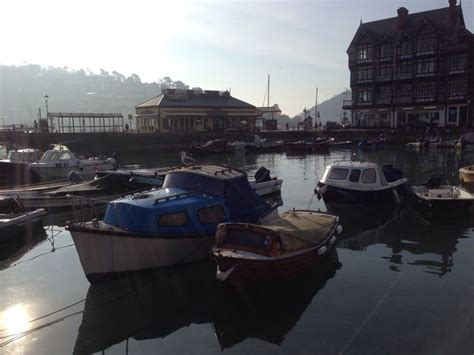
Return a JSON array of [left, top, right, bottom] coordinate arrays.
[[44, 94, 50, 132]]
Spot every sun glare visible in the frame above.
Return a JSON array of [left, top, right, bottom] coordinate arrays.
[[1, 304, 31, 336]]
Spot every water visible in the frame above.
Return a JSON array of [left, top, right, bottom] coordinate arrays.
[[1, 147, 474, 354]]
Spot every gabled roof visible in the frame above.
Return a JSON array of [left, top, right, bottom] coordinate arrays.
[[348, 5, 472, 50], [136, 90, 257, 110]]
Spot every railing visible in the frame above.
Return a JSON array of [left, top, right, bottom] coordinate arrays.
[[68, 194, 111, 225]]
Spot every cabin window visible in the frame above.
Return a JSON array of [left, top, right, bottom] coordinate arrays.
[[329, 168, 349, 180], [158, 212, 189, 226], [25, 153, 37, 162], [349, 169, 361, 182], [8, 152, 21, 161], [59, 152, 72, 160], [361, 169, 377, 183], [198, 205, 225, 224], [48, 152, 61, 161]]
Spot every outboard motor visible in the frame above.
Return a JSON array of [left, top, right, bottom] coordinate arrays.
[[254, 167, 271, 183], [68, 170, 83, 184], [425, 177, 441, 190]]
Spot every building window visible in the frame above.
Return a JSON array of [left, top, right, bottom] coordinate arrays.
[[163, 118, 170, 130], [357, 45, 373, 60], [395, 62, 412, 76], [379, 86, 391, 100], [380, 44, 393, 59], [415, 82, 436, 100], [448, 106, 458, 124], [449, 55, 467, 72], [357, 88, 373, 103], [379, 65, 392, 78], [416, 59, 437, 75], [416, 37, 436, 53], [395, 84, 412, 99], [397, 112, 407, 126], [401, 41, 413, 56], [448, 80, 467, 99], [357, 67, 374, 81]]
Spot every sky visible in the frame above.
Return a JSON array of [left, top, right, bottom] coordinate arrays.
[[0, 0, 472, 116]]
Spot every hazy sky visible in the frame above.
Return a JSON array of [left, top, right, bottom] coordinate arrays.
[[1, 0, 472, 116]]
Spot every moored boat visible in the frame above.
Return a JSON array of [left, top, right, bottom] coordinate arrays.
[[459, 165, 474, 184], [315, 161, 408, 207], [191, 139, 231, 154], [211, 210, 341, 287], [244, 135, 284, 152], [66, 165, 274, 282], [411, 178, 474, 220], [0, 196, 46, 240], [30, 144, 117, 181], [0, 148, 43, 186]]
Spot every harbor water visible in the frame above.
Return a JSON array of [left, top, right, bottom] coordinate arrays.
[[1, 146, 474, 354]]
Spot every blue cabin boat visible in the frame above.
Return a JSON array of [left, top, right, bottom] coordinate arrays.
[[67, 165, 273, 282]]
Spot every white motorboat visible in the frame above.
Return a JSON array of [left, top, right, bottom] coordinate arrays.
[[0, 196, 46, 241], [411, 178, 474, 220], [0, 148, 43, 185], [315, 161, 408, 207], [30, 144, 117, 180]]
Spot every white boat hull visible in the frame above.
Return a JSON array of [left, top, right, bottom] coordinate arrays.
[[250, 179, 283, 196], [69, 223, 213, 282], [31, 163, 115, 180]]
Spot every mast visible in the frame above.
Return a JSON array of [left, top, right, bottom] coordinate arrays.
[[267, 74, 270, 107], [314, 87, 318, 130]]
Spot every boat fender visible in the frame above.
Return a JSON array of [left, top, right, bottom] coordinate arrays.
[[316, 185, 327, 195], [216, 266, 235, 281], [329, 235, 337, 246], [392, 189, 400, 205], [318, 246, 328, 256], [336, 225, 343, 234]]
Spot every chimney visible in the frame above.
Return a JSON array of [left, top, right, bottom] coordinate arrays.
[[449, 0, 457, 24], [397, 7, 409, 30]]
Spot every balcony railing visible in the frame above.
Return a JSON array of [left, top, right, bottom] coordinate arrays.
[[342, 100, 353, 107]]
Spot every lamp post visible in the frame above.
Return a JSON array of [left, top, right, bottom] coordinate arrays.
[[44, 94, 50, 132]]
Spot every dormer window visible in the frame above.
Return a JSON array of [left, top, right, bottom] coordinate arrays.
[[380, 44, 393, 59], [416, 37, 436, 53]]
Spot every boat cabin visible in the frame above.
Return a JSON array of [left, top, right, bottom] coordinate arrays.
[[36, 145, 81, 167], [102, 165, 271, 235], [3, 149, 42, 164], [320, 161, 389, 188]]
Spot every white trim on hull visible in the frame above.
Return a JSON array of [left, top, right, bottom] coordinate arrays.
[[70, 223, 213, 280], [30, 164, 115, 180]]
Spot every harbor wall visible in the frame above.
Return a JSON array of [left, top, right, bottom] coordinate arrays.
[[0, 128, 467, 155]]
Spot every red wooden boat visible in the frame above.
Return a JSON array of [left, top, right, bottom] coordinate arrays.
[[211, 210, 341, 287]]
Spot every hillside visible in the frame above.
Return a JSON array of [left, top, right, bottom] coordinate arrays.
[[294, 91, 351, 125], [0, 65, 188, 124]]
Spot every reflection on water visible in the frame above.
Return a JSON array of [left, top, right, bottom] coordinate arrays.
[[1, 147, 474, 353], [74, 250, 340, 353]]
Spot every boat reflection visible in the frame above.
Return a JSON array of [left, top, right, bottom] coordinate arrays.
[[337, 210, 466, 278], [74, 250, 341, 353], [0, 225, 47, 269]]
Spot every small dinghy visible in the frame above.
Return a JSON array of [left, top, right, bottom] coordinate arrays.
[[411, 177, 474, 220], [0, 196, 46, 240], [248, 167, 282, 197], [211, 210, 341, 287]]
